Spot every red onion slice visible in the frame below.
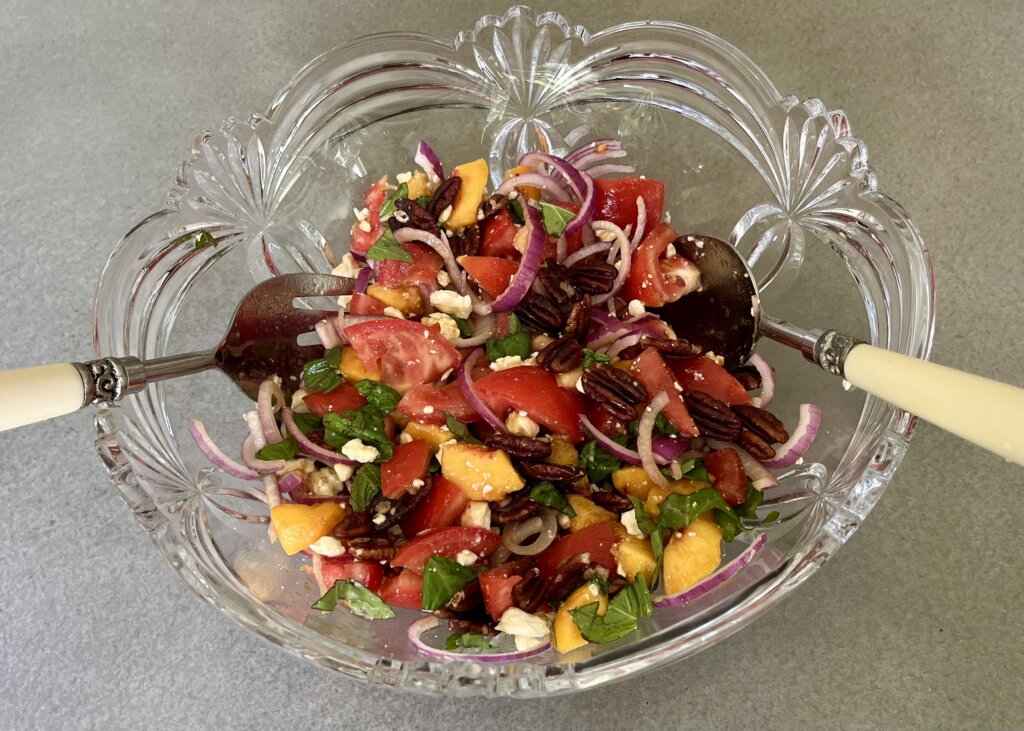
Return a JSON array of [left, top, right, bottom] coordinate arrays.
[[315, 319, 343, 349], [353, 266, 372, 294], [590, 221, 632, 304], [495, 173, 571, 201], [457, 349, 506, 432], [707, 439, 779, 490], [311, 553, 329, 595], [578, 414, 672, 467], [414, 140, 444, 183], [280, 408, 357, 465], [565, 139, 625, 168], [277, 470, 305, 494], [502, 510, 558, 556], [394, 228, 464, 294], [519, 152, 585, 198], [637, 392, 670, 487], [747, 353, 775, 407], [605, 332, 644, 358], [490, 203, 546, 312], [760, 404, 821, 469], [451, 314, 496, 348], [190, 420, 260, 481], [257, 378, 286, 445], [563, 173, 595, 239], [654, 533, 769, 607], [561, 242, 612, 268], [408, 616, 551, 662], [652, 435, 688, 463], [584, 163, 635, 177], [630, 195, 647, 251], [241, 434, 285, 474]]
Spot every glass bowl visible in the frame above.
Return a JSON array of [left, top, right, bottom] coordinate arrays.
[[92, 5, 934, 696]]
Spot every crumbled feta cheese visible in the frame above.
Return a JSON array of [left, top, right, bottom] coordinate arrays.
[[282, 458, 316, 476], [341, 439, 379, 463], [490, 355, 525, 371], [291, 388, 310, 413], [556, 512, 571, 530], [332, 463, 354, 483], [531, 333, 554, 351], [398, 431, 414, 445], [664, 211, 671, 223], [455, 550, 478, 567], [371, 513, 388, 526], [514, 635, 548, 651], [495, 608, 550, 638], [461, 501, 491, 529], [596, 228, 618, 243], [308, 467, 343, 497], [506, 410, 540, 438], [842, 379, 852, 391], [436, 270, 451, 287], [435, 438, 458, 460], [438, 205, 453, 224], [358, 220, 372, 233], [410, 478, 425, 492], [620, 509, 644, 538], [627, 299, 646, 318], [383, 306, 405, 319], [704, 351, 726, 366], [395, 171, 413, 184], [354, 206, 370, 222], [423, 405, 435, 415], [421, 312, 460, 341], [575, 376, 585, 393], [337, 294, 353, 310], [429, 290, 473, 318], [309, 536, 346, 557], [665, 243, 677, 258], [332, 252, 363, 279]]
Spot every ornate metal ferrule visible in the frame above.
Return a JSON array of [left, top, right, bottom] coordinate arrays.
[[813, 330, 864, 377], [73, 357, 146, 405]]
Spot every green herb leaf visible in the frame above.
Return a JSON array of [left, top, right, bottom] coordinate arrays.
[[322, 408, 394, 461], [581, 348, 612, 370], [454, 318, 475, 338], [675, 458, 698, 476], [580, 440, 623, 483], [735, 483, 763, 520], [538, 201, 576, 237], [366, 228, 414, 263], [354, 380, 401, 414], [530, 482, 576, 517], [195, 229, 217, 250], [508, 198, 525, 225], [378, 182, 409, 221], [349, 463, 381, 513], [324, 346, 342, 369], [684, 461, 711, 484], [290, 411, 324, 435], [255, 436, 299, 461], [445, 632, 493, 651], [421, 556, 478, 611], [312, 579, 396, 619], [415, 195, 433, 209], [571, 574, 652, 644], [303, 357, 343, 394], [485, 331, 532, 362], [650, 525, 664, 563], [627, 496, 657, 536], [763, 510, 780, 523], [443, 412, 482, 445], [654, 413, 678, 436], [506, 313, 522, 335], [656, 489, 732, 531], [715, 508, 743, 543]]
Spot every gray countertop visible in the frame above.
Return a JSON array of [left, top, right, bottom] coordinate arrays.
[[1, 1, 1022, 728]]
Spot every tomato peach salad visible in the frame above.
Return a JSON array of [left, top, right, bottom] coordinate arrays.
[[191, 139, 820, 659]]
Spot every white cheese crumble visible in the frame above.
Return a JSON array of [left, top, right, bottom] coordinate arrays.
[[620, 509, 644, 538], [309, 536, 346, 557], [505, 410, 540, 438], [307, 467, 343, 497], [436, 270, 451, 287], [514, 635, 548, 651], [460, 501, 491, 529], [438, 205, 453, 224], [627, 299, 646, 318], [337, 294, 353, 311], [332, 252, 363, 279], [704, 351, 726, 366], [495, 608, 550, 639], [575, 376, 586, 393], [398, 431, 415, 445], [395, 171, 413, 184], [332, 463, 354, 483], [490, 355, 525, 371], [596, 228, 618, 243], [556, 512, 571, 530], [291, 388, 310, 413], [371, 513, 388, 526], [382, 306, 405, 319], [665, 243, 677, 258], [341, 439, 379, 463], [357, 220, 372, 233], [423, 405, 435, 414], [429, 290, 473, 318], [454, 550, 478, 567], [421, 312, 460, 342]]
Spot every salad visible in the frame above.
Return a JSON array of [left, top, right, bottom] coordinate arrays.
[[192, 139, 821, 659]]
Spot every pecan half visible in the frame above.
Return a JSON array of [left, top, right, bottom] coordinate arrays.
[[518, 461, 586, 483], [345, 535, 397, 561], [605, 577, 630, 596], [429, 176, 461, 218], [445, 579, 483, 613], [569, 255, 618, 295], [538, 259, 578, 307], [491, 494, 541, 526], [545, 554, 593, 603], [511, 569, 546, 613], [563, 296, 592, 341], [331, 511, 374, 540], [729, 365, 762, 391], [394, 198, 436, 230], [479, 193, 509, 220], [736, 428, 776, 460], [448, 224, 480, 258], [581, 364, 647, 421], [682, 390, 742, 441], [445, 616, 497, 636], [620, 336, 703, 361], [537, 337, 584, 373], [515, 291, 565, 334], [732, 404, 789, 444], [485, 433, 552, 460], [590, 490, 632, 513]]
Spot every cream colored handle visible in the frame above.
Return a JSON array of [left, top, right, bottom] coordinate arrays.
[[844, 345, 1024, 466], [0, 363, 87, 432]]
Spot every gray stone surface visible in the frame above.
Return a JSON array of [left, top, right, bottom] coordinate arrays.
[[1, 1, 1022, 729]]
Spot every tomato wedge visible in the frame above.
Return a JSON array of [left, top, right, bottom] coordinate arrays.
[[474, 366, 585, 442], [536, 523, 619, 580], [347, 292, 387, 316], [376, 243, 443, 288], [378, 569, 423, 609], [400, 476, 470, 536], [624, 223, 697, 307], [345, 319, 461, 393], [350, 177, 389, 254], [319, 557, 385, 592], [459, 256, 520, 298], [667, 356, 752, 406], [480, 209, 518, 258], [398, 382, 480, 425], [391, 526, 502, 570], [381, 439, 432, 499], [303, 383, 367, 417], [630, 348, 699, 437], [592, 177, 665, 232], [703, 448, 749, 507], [478, 566, 523, 622]]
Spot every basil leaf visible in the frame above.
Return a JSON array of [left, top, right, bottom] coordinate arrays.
[[445, 632, 492, 652], [571, 574, 652, 644], [656, 489, 732, 531], [735, 483, 763, 520], [627, 496, 657, 536], [485, 331, 532, 362], [322, 408, 393, 461], [421, 556, 478, 611], [506, 313, 522, 335], [303, 357, 343, 393], [324, 346, 342, 369], [454, 317, 475, 338], [650, 526, 664, 563], [538, 201, 576, 237], [685, 462, 711, 484], [443, 412, 482, 445], [354, 380, 401, 414], [508, 197, 525, 225], [366, 228, 414, 263], [312, 579, 396, 619], [195, 229, 216, 250], [580, 440, 623, 483], [415, 195, 433, 209], [654, 413, 678, 436], [290, 411, 323, 435], [378, 181, 409, 221], [675, 458, 698, 476], [530, 482, 576, 517], [715, 508, 743, 542], [763, 510, 780, 523], [581, 348, 611, 370], [349, 463, 381, 513], [255, 436, 299, 461]]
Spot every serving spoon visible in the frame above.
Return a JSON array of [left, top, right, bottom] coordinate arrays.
[[659, 235, 1024, 466]]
